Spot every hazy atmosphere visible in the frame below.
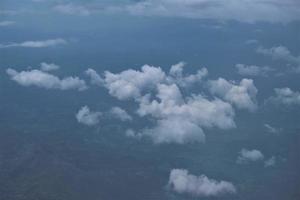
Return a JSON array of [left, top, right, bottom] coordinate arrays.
[[0, 0, 300, 200]]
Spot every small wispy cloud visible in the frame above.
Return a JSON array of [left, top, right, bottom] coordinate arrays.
[[0, 38, 67, 48], [0, 21, 15, 26], [53, 4, 91, 16]]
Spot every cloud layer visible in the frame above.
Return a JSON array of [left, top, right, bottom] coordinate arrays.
[[114, 0, 300, 23]]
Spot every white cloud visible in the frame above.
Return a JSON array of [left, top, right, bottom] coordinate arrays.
[[102, 63, 239, 144], [114, 0, 300, 23], [76, 106, 102, 126], [6, 68, 87, 91], [235, 64, 273, 77], [53, 4, 91, 16], [143, 117, 205, 144], [40, 62, 60, 72], [0, 38, 67, 48], [264, 156, 276, 167], [103, 64, 166, 100], [257, 46, 300, 72], [168, 62, 208, 87], [237, 149, 264, 164], [168, 169, 236, 197], [0, 21, 15, 26], [136, 83, 235, 144], [109, 107, 132, 121], [270, 88, 300, 105], [85, 68, 104, 86], [264, 124, 280, 134], [208, 78, 258, 111]]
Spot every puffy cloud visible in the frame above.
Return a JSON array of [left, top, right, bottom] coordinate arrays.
[[109, 107, 132, 121], [136, 83, 235, 144], [0, 21, 15, 26], [257, 46, 300, 72], [103, 64, 166, 100], [237, 149, 264, 164], [6, 68, 87, 91], [116, 0, 300, 23], [76, 106, 102, 126], [40, 62, 60, 72], [85, 68, 104, 86], [103, 64, 237, 144], [168, 62, 208, 87], [264, 156, 276, 167], [168, 169, 236, 197], [208, 78, 258, 111], [270, 88, 300, 105], [0, 38, 67, 48], [235, 64, 273, 77], [143, 117, 205, 144], [53, 4, 91, 16]]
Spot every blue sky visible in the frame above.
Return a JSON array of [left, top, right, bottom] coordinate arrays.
[[0, 0, 300, 200]]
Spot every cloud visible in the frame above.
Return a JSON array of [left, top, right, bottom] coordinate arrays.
[[102, 63, 239, 144], [85, 68, 104, 86], [270, 88, 300, 105], [168, 169, 236, 197], [168, 62, 208, 87], [235, 64, 273, 77], [103, 64, 166, 100], [53, 4, 91, 16], [264, 124, 280, 134], [0, 38, 67, 48], [264, 156, 276, 167], [40, 62, 60, 72], [237, 149, 264, 164], [208, 78, 258, 111], [109, 107, 132, 121], [143, 117, 205, 144], [6, 68, 87, 91], [0, 21, 15, 26], [113, 0, 300, 23], [76, 106, 102, 126], [257, 46, 300, 72], [136, 83, 235, 144]]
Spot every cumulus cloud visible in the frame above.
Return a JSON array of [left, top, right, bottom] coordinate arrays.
[[0, 38, 67, 48], [40, 62, 60, 72], [103, 64, 166, 100], [168, 62, 208, 87], [235, 64, 273, 77], [53, 4, 91, 16], [76, 106, 102, 126], [257, 46, 300, 72], [6, 68, 87, 91], [102, 63, 239, 144], [136, 83, 235, 144], [113, 0, 300, 23], [208, 78, 258, 111], [85, 68, 104, 86], [237, 149, 264, 164], [0, 21, 15, 26], [109, 107, 132, 121], [264, 156, 276, 167], [270, 88, 300, 105], [168, 169, 236, 197]]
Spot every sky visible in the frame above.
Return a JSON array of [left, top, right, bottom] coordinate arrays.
[[0, 0, 300, 200]]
